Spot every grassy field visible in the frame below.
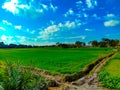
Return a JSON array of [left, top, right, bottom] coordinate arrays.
[[0, 47, 113, 74], [98, 52, 120, 89]]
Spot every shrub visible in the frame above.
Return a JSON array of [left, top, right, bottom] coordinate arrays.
[[98, 70, 120, 89], [0, 62, 48, 90]]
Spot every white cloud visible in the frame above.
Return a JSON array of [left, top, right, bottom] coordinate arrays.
[[106, 14, 115, 18], [64, 9, 74, 17], [1, 35, 15, 44], [30, 30, 35, 34], [86, 0, 97, 9], [14, 25, 22, 30], [2, 0, 42, 18], [64, 21, 76, 28], [15, 35, 26, 44], [50, 3, 58, 12], [2, 0, 58, 18], [2, 20, 12, 26], [26, 28, 35, 34], [26, 28, 30, 32], [76, 1, 83, 4], [68, 36, 86, 40], [2, 20, 23, 30], [104, 14, 120, 27], [85, 28, 93, 31], [0, 27, 5, 31], [39, 25, 60, 39], [41, 4, 48, 10], [83, 13, 88, 18], [39, 20, 81, 40], [1, 35, 7, 41], [104, 20, 120, 27], [2, 0, 19, 14]]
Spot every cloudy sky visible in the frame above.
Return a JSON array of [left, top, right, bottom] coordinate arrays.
[[0, 0, 120, 45]]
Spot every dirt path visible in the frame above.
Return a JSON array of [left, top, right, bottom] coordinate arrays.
[[65, 52, 118, 90]]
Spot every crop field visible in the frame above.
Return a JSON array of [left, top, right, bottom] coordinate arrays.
[[98, 52, 120, 89], [0, 48, 113, 74]]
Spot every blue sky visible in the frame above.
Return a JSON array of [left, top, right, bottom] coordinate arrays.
[[0, 0, 120, 45]]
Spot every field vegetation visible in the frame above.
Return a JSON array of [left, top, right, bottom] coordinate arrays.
[[0, 47, 113, 74], [98, 52, 120, 89], [0, 62, 48, 90]]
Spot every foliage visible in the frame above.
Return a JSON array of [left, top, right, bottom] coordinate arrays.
[[89, 38, 120, 47], [98, 70, 120, 89], [98, 53, 120, 89], [0, 48, 113, 74], [0, 62, 48, 90]]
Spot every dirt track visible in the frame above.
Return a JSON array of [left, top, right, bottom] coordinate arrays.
[[62, 52, 118, 90]]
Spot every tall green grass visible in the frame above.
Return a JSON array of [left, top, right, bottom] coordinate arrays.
[[0, 47, 113, 74], [98, 52, 120, 89]]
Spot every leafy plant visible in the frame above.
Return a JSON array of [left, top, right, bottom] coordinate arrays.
[[0, 62, 48, 90], [98, 70, 120, 89]]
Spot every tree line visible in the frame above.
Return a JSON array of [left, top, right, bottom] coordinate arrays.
[[0, 38, 119, 48], [0, 42, 37, 48], [89, 38, 120, 47], [56, 38, 120, 48]]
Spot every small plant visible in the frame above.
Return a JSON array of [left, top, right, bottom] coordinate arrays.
[[98, 70, 120, 89], [0, 62, 48, 90]]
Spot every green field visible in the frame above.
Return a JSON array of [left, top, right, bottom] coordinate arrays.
[[0, 48, 113, 74], [98, 52, 120, 89]]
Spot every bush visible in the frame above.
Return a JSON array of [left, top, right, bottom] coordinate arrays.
[[98, 70, 120, 89], [0, 62, 48, 90]]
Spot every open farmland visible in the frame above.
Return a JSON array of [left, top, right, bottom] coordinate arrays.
[[98, 52, 120, 89], [0, 48, 113, 74]]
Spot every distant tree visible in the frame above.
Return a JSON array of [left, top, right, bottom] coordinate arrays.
[[56, 42, 60, 47], [75, 41, 81, 48], [102, 38, 111, 47], [99, 41, 107, 47], [75, 41, 86, 48], [110, 39, 120, 47], [89, 40, 99, 47], [9, 44, 17, 48], [0, 42, 6, 48]]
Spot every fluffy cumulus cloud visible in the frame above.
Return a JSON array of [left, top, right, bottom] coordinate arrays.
[[1, 35, 7, 41], [1, 19, 23, 30], [1, 35, 16, 44], [104, 20, 120, 27], [86, 0, 97, 9], [64, 9, 74, 17], [0, 27, 5, 31], [68, 35, 86, 40], [2, 0, 58, 18], [106, 14, 115, 18], [76, 0, 97, 10], [39, 25, 60, 40], [105, 14, 117, 20], [76, 0, 98, 20], [26, 28, 36, 34], [14, 25, 22, 30], [15, 35, 27, 44], [85, 28, 93, 31], [50, 3, 58, 12], [104, 14, 120, 27], [2, 20, 12, 26], [39, 20, 81, 40]]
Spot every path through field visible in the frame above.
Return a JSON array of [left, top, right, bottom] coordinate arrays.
[[64, 52, 118, 90]]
